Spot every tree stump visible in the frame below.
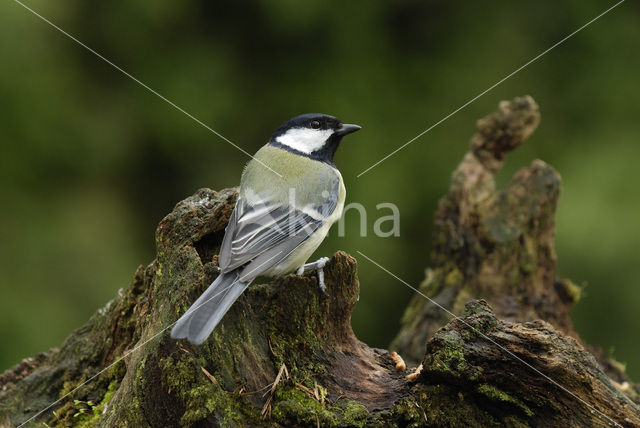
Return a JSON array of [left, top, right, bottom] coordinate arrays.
[[1, 97, 638, 427]]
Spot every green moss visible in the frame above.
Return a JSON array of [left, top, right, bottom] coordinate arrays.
[[444, 267, 463, 288], [264, 280, 330, 382], [107, 355, 150, 427], [339, 400, 369, 427], [158, 355, 218, 425], [158, 353, 261, 427], [59, 381, 76, 398], [502, 415, 531, 427], [272, 387, 331, 426], [388, 398, 425, 427], [70, 379, 119, 427], [101, 381, 118, 410], [432, 337, 467, 372], [179, 385, 218, 425], [426, 334, 482, 381], [386, 384, 510, 427], [444, 338, 468, 373], [556, 278, 582, 303], [476, 384, 533, 417], [271, 387, 369, 427]]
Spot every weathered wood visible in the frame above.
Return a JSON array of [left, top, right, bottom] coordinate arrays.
[[1, 97, 638, 427], [391, 96, 639, 399]]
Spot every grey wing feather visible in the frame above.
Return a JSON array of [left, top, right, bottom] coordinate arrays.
[[218, 206, 240, 270], [238, 232, 309, 281], [171, 271, 249, 345], [316, 182, 340, 217], [218, 181, 339, 276]]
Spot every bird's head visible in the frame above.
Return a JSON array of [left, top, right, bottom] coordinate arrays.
[[269, 113, 361, 165]]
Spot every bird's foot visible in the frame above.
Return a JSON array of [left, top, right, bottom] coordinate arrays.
[[298, 257, 330, 294]]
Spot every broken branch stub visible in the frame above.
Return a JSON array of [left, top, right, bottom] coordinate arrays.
[[394, 96, 577, 362]]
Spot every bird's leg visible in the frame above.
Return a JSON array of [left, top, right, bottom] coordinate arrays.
[[297, 257, 330, 294]]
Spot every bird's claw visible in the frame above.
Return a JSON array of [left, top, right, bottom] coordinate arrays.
[[298, 257, 330, 295], [317, 268, 327, 295]]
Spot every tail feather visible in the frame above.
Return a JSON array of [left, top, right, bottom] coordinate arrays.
[[171, 272, 250, 345]]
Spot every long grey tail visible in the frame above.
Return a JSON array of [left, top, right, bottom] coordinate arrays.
[[171, 271, 250, 345]]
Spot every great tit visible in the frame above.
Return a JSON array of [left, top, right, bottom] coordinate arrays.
[[171, 113, 361, 345]]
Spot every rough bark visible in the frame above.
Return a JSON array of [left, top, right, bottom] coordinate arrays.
[[1, 97, 639, 427], [390, 96, 639, 397]]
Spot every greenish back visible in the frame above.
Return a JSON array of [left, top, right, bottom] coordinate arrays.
[[240, 145, 340, 207]]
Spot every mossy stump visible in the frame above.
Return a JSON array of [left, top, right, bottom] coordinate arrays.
[[1, 97, 639, 427]]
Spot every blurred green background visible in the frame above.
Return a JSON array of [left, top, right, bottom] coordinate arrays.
[[1, 1, 639, 379]]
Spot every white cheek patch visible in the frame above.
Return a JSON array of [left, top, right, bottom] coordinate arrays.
[[275, 128, 333, 154]]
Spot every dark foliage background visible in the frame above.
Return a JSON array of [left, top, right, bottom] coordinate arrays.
[[1, 1, 638, 378]]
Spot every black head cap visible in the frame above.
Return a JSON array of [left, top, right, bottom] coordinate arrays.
[[269, 113, 361, 165]]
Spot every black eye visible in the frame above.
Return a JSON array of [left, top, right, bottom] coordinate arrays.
[[310, 120, 320, 129]]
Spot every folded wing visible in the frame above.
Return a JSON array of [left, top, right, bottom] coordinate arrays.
[[218, 183, 339, 280]]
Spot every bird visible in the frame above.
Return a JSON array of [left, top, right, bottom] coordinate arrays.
[[171, 113, 361, 345]]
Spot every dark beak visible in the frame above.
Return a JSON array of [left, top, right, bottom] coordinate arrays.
[[335, 123, 362, 136]]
